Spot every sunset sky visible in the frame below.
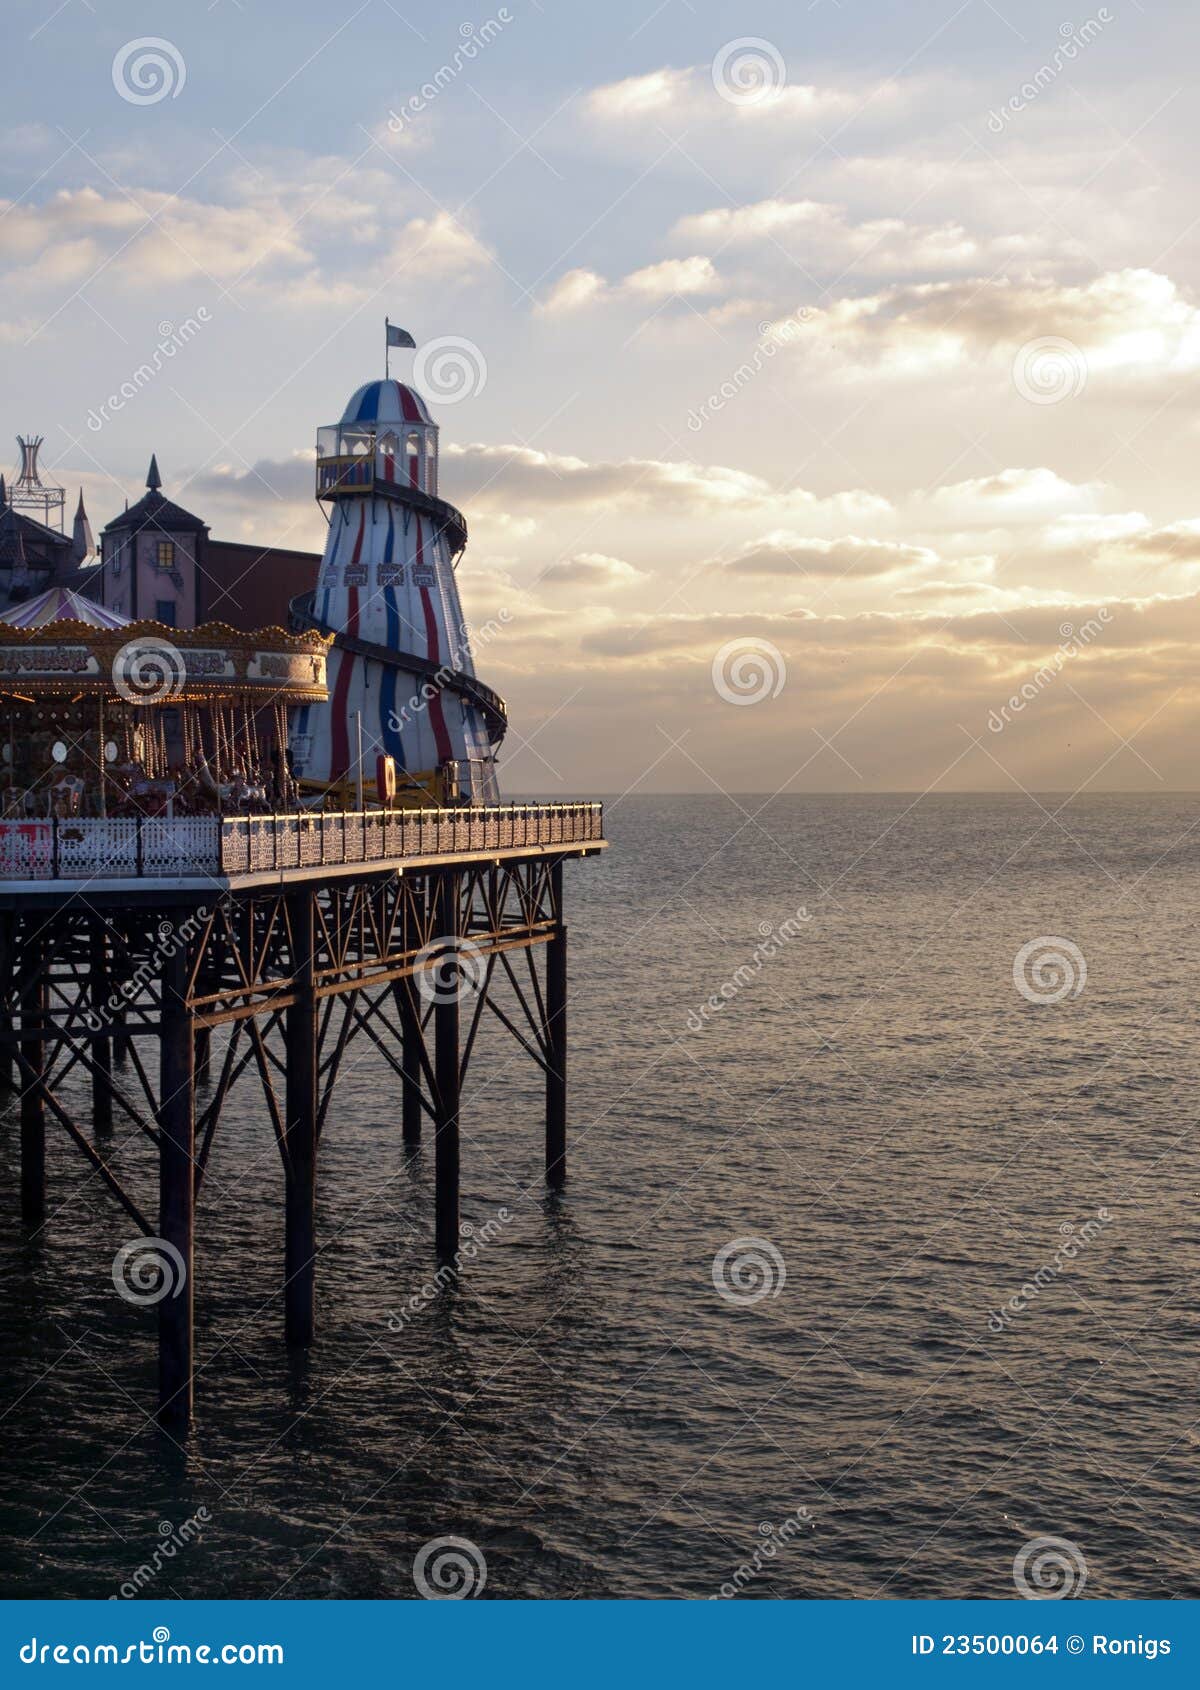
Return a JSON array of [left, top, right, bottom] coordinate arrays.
[[4, 0, 1198, 793]]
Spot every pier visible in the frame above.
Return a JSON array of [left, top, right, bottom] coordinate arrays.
[[0, 801, 605, 1428]]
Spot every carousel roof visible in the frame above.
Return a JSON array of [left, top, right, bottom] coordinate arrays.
[[0, 615, 332, 702], [1, 586, 130, 629]]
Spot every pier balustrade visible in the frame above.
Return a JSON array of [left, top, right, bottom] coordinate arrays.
[[0, 800, 604, 881]]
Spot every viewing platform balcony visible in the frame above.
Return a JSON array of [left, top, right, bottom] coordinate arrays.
[[0, 801, 606, 899]]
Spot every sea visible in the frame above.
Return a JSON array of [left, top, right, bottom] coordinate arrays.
[[1, 793, 1198, 1600]]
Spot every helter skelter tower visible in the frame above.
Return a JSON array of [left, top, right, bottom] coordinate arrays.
[[289, 350, 505, 803]]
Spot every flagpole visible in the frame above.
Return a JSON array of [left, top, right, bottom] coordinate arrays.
[[385, 316, 390, 379]]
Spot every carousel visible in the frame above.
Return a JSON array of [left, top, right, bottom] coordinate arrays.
[[0, 587, 329, 838]]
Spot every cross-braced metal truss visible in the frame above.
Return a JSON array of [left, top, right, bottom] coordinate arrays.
[[0, 854, 571, 1428]]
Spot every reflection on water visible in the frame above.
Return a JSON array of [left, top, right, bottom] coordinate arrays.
[[2, 794, 1199, 1599]]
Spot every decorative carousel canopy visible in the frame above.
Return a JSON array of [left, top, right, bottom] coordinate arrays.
[[1, 585, 130, 629], [0, 616, 331, 701]]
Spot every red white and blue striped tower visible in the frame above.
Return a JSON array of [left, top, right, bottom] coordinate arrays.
[[290, 360, 504, 804]]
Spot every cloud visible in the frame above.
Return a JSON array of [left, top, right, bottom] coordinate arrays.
[[714, 534, 941, 580], [777, 269, 1200, 383], [540, 255, 721, 314], [539, 268, 607, 314], [382, 211, 492, 281], [1121, 521, 1200, 564], [914, 467, 1106, 524], [670, 197, 988, 276], [0, 179, 491, 303], [540, 552, 649, 588], [585, 66, 870, 132], [441, 442, 890, 522]]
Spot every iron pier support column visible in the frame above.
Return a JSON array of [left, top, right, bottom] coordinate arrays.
[[18, 932, 46, 1225], [112, 934, 132, 1067], [398, 880, 423, 1146], [194, 1027, 211, 1088], [284, 888, 318, 1346], [546, 860, 568, 1189], [158, 941, 195, 1429], [433, 871, 461, 1262], [89, 920, 113, 1138]]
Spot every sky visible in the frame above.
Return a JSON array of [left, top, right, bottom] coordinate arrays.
[[3, 0, 1200, 794]]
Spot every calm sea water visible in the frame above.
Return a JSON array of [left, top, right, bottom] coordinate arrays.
[[2, 793, 1199, 1600]]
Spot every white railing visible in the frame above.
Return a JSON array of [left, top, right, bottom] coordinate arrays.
[[0, 803, 605, 882]]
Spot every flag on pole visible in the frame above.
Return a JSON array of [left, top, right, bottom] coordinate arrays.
[[386, 323, 416, 349]]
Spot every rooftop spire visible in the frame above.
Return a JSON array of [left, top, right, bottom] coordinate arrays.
[[72, 487, 95, 563], [146, 453, 162, 492]]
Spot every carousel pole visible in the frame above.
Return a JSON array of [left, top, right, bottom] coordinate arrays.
[[97, 696, 106, 818]]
